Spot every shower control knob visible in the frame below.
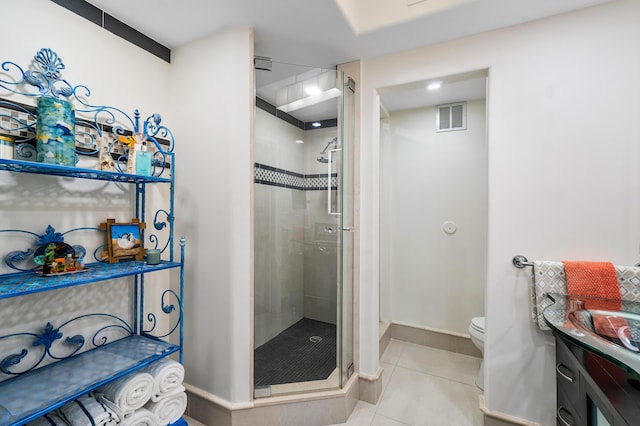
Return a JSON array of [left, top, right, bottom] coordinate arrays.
[[442, 221, 457, 235]]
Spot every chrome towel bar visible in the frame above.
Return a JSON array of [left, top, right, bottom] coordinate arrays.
[[513, 255, 640, 268], [512, 255, 534, 268]]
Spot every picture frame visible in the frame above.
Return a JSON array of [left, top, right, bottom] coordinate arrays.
[[100, 218, 146, 263]]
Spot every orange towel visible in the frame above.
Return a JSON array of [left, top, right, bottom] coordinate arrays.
[[563, 261, 621, 300], [563, 261, 625, 339]]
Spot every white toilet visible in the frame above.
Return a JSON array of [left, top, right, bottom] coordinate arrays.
[[468, 316, 485, 390]]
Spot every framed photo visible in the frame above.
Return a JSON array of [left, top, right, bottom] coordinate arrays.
[[101, 218, 146, 263]]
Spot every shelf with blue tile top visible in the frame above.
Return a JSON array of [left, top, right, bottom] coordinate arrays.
[[0, 335, 179, 425], [0, 260, 182, 300], [0, 158, 172, 184]]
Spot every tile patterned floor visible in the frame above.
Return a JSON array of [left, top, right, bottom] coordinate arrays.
[[328, 339, 484, 426], [184, 339, 483, 426]]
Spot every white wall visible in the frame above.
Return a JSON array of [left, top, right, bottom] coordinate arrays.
[[255, 108, 305, 172], [360, 1, 640, 424], [254, 108, 306, 347], [171, 27, 254, 403], [1, 2, 171, 122], [381, 100, 486, 335]]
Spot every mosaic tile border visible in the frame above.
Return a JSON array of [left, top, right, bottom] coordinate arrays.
[[255, 163, 337, 191]]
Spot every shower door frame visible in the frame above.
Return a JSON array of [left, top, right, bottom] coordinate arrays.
[[251, 67, 355, 398]]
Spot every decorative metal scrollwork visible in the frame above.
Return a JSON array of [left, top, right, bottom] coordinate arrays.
[[0, 225, 101, 272], [0, 314, 132, 376], [36, 225, 64, 246], [148, 209, 171, 253], [0, 48, 174, 173], [24, 48, 73, 99], [142, 289, 182, 339]]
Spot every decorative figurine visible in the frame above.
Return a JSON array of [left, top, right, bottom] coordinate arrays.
[[98, 136, 115, 172]]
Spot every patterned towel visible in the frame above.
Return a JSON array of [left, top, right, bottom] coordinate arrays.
[[26, 412, 68, 426], [58, 394, 119, 426], [530, 260, 640, 330]]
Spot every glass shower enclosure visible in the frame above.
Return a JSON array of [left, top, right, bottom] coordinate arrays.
[[253, 63, 354, 397]]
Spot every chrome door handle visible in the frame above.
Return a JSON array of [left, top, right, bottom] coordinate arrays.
[[327, 148, 341, 216], [342, 227, 353, 231]]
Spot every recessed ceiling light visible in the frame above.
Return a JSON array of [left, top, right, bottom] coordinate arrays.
[[295, 139, 304, 144], [311, 122, 322, 127], [427, 82, 442, 91]]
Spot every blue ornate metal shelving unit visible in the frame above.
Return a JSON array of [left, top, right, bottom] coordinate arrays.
[[0, 49, 185, 425]]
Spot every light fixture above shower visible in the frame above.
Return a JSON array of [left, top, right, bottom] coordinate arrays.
[[304, 86, 322, 96], [276, 70, 341, 114]]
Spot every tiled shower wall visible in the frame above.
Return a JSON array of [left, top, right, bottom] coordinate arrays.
[[254, 107, 339, 348]]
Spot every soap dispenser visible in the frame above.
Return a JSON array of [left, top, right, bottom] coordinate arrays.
[[136, 141, 152, 176]]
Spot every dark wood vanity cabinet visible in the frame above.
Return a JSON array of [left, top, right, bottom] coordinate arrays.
[[554, 334, 640, 426]]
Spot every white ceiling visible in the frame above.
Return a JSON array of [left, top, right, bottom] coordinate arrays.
[[85, 0, 612, 119], [379, 69, 488, 112]]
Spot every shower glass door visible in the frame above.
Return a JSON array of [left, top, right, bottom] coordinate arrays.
[[253, 63, 354, 397]]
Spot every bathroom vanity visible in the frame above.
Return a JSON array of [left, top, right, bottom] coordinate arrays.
[[544, 293, 640, 425]]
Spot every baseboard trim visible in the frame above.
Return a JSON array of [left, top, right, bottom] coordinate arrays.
[[184, 383, 253, 411], [479, 395, 542, 426], [379, 321, 391, 356], [185, 374, 359, 426], [358, 366, 384, 404], [390, 321, 481, 358]]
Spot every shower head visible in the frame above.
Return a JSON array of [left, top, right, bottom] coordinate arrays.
[[317, 137, 338, 163], [317, 153, 330, 163]]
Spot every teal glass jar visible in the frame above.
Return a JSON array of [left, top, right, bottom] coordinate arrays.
[[36, 96, 76, 166]]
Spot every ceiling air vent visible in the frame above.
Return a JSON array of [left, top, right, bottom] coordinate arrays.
[[436, 101, 466, 132]]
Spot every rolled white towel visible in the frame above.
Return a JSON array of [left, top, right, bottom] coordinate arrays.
[[97, 372, 154, 412], [120, 408, 159, 426], [58, 395, 118, 426], [94, 392, 131, 420], [26, 412, 68, 426], [142, 358, 185, 402], [144, 389, 187, 425]]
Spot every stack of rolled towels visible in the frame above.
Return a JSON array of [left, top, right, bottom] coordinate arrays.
[[26, 358, 186, 426]]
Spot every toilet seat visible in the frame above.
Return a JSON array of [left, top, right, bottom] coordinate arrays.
[[470, 317, 485, 335]]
